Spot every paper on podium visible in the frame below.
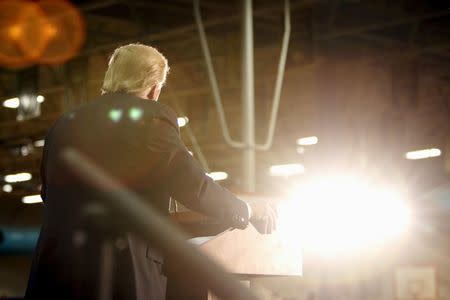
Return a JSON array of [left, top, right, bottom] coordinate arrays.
[[191, 224, 302, 277]]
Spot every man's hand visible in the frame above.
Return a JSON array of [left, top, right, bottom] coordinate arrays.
[[246, 200, 278, 234]]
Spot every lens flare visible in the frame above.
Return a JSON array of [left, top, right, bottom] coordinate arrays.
[[129, 107, 143, 121], [277, 175, 411, 257], [108, 109, 122, 122], [8, 25, 23, 40]]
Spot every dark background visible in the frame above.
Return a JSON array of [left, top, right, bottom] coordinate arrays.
[[0, 0, 449, 298]]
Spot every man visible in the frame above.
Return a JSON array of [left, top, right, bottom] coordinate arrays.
[[25, 44, 276, 300]]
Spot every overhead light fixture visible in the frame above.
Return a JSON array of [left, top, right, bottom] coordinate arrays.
[[22, 194, 43, 204], [34, 139, 45, 147], [2, 184, 13, 193], [20, 145, 32, 156], [269, 163, 305, 177], [405, 148, 441, 160], [8, 24, 23, 40], [206, 171, 228, 181], [3, 97, 20, 109], [4, 172, 32, 183], [177, 116, 189, 127], [2, 95, 45, 109], [297, 136, 318, 146]]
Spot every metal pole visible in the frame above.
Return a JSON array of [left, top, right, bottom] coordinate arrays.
[[193, 0, 244, 148], [242, 0, 256, 192], [255, 0, 291, 151]]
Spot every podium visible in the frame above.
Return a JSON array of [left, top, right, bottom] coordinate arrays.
[[166, 212, 302, 300]]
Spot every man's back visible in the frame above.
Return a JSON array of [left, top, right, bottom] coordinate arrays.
[[26, 93, 180, 300], [25, 43, 272, 300]]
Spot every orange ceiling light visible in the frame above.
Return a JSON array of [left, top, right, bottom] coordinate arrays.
[[0, 0, 85, 69], [0, 0, 34, 69], [44, 23, 58, 39], [8, 24, 23, 41], [15, 2, 52, 61], [38, 0, 85, 64]]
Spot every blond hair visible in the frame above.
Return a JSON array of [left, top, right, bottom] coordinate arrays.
[[101, 43, 169, 95]]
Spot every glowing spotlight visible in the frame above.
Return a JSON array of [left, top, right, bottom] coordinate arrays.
[[2, 184, 13, 193], [297, 136, 318, 146], [277, 175, 411, 257], [4, 172, 32, 183], [405, 148, 441, 160], [206, 171, 228, 181], [3, 95, 44, 108], [20, 145, 31, 156], [22, 194, 43, 204], [177, 116, 189, 127], [34, 139, 45, 147], [269, 163, 305, 177], [3, 97, 20, 108], [44, 24, 57, 38], [8, 25, 23, 40]]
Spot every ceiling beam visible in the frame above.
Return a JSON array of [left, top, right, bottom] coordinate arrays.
[[81, 0, 312, 55], [85, 14, 141, 37], [124, 1, 193, 15], [317, 10, 450, 41], [79, 0, 120, 12], [356, 33, 450, 60]]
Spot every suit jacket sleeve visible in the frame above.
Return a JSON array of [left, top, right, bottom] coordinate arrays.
[[147, 114, 250, 229]]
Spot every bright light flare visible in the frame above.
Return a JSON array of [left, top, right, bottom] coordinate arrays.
[[8, 25, 23, 40], [3, 97, 20, 108], [206, 171, 228, 181], [270, 163, 305, 177], [34, 139, 45, 147], [2, 184, 13, 193], [177, 116, 189, 127], [297, 136, 318, 146], [22, 194, 43, 204], [3, 95, 44, 109], [4, 172, 32, 183], [405, 148, 441, 160], [44, 24, 58, 38], [277, 175, 411, 257]]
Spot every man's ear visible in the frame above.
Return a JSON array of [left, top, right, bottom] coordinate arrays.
[[147, 85, 162, 101]]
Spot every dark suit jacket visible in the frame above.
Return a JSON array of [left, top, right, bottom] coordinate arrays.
[[25, 93, 250, 300]]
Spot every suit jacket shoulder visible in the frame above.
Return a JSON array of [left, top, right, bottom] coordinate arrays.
[[104, 92, 179, 132]]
